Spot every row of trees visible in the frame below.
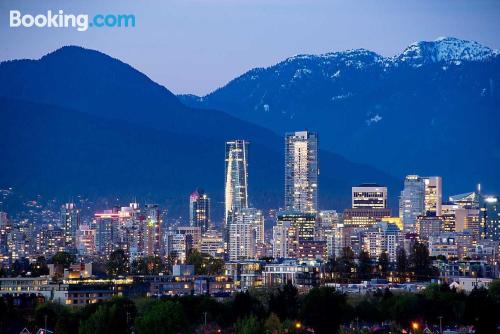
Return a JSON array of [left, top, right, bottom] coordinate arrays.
[[325, 242, 438, 282], [0, 248, 224, 278], [0, 251, 77, 277], [105, 249, 224, 277], [2, 281, 500, 334]]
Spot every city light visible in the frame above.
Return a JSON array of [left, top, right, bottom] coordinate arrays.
[[411, 321, 419, 330]]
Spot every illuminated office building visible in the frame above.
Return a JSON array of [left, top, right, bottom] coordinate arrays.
[[285, 131, 318, 213], [423, 176, 443, 216], [442, 203, 459, 232], [317, 210, 338, 255], [450, 191, 479, 209], [176, 226, 202, 252], [189, 189, 211, 232], [343, 208, 391, 227], [416, 215, 443, 241], [399, 175, 425, 233], [225, 140, 249, 228], [276, 211, 316, 258], [352, 184, 387, 209], [480, 195, 500, 240], [200, 229, 225, 258]]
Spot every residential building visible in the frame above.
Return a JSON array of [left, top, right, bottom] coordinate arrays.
[[284, 131, 318, 213]]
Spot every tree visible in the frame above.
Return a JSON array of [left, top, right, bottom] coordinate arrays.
[[231, 291, 265, 321], [186, 249, 224, 275], [268, 281, 298, 320], [464, 287, 497, 334], [131, 256, 165, 275], [11, 257, 30, 276], [377, 252, 389, 278], [488, 279, 500, 304], [324, 256, 336, 273], [396, 247, 408, 279], [106, 249, 129, 277], [264, 313, 283, 334], [135, 300, 186, 334], [409, 242, 433, 280], [335, 247, 356, 282], [51, 251, 76, 268], [234, 315, 262, 334], [300, 287, 352, 334], [30, 256, 49, 276], [80, 298, 136, 334], [358, 250, 372, 281]]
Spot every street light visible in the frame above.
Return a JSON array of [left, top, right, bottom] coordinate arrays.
[[411, 321, 419, 331], [295, 321, 302, 330]]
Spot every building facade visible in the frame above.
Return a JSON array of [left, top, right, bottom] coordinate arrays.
[[189, 189, 211, 232], [225, 140, 249, 228], [399, 175, 425, 234], [284, 131, 318, 213]]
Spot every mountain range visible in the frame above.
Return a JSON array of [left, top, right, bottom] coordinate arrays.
[[0, 47, 398, 221], [180, 37, 500, 197]]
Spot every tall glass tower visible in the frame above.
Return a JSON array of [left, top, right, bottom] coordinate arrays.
[[225, 140, 249, 228], [399, 175, 425, 233], [285, 131, 318, 213], [189, 189, 211, 232]]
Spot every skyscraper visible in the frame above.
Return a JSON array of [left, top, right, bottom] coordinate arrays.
[[276, 210, 316, 258], [480, 195, 500, 240], [423, 176, 443, 216], [61, 202, 80, 252], [189, 189, 211, 232], [93, 208, 120, 256], [399, 175, 425, 234], [228, 208, 262, 260], [144, 204, 162, 257], [225, 140, 249, 227], [285, 131, 319, 213]]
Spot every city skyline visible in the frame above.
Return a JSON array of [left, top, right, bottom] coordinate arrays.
[[2, 2, 499, 333]]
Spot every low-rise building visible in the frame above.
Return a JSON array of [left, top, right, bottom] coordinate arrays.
[[262, 259, 321, 288]]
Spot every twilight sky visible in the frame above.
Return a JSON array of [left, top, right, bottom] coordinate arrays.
[[1, 0, 499, 95]]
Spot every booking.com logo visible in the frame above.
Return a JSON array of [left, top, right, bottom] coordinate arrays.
[[9, 10, 136, 32]]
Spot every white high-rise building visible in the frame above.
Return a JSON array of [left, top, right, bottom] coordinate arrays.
[[285, 131, 318, 213], [228, 208, 262, 260], [225, 140, 249, 228], [363, 222, 402, 262]]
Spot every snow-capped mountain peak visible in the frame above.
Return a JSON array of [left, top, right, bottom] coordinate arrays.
[[395, 37, 498, 65]]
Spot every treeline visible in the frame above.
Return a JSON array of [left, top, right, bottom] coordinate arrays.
[[0, 249, 224, 278], [1, 281, 500, 334], [325, 242, 438, 283]]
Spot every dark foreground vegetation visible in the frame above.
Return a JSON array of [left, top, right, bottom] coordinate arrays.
[[1, 281, 500, 334]]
